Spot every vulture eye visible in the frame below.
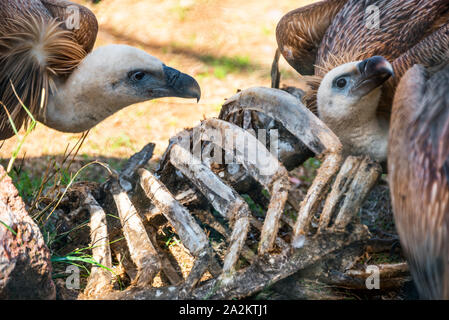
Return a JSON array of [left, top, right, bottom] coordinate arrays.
[[129, 71, 146, 81], [335, 77, 348, 89]]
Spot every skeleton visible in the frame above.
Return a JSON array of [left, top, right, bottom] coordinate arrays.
[[55, 84, 411, 300], [2, 0, 432, 298]]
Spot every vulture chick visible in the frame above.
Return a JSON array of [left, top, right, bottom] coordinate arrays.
[[0, 0, 200, 139], [389, 63, 449, 299], [317, 55, 394, 160], [276, 0, 449, 162]]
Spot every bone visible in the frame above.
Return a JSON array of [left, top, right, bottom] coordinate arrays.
[[218, 88, 346, 249], [292, 152, 343, 246], [326, 263, 410, 290], [84, 193, 113, 297], [318, 156, 363, 231], [333, 158, 382, 229], [109, 180, 161, 287], [122, 142, 154, 175], [102, 225, 370, 300], [194, 119, 290, 254], [258, 178, 289, 254], [220, 87, 342, 155], [84, 88, 391, 298], [248, 215, 289, 250], [345, 262, 409, 279], [138, 168, 215, 288], [193, 209, 257, 263], [168, 144, 251, 273]]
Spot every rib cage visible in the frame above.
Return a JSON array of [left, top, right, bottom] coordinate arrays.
[[39, 87, 409, 300]]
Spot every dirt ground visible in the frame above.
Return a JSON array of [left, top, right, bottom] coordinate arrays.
[[0, 0, 314, 172]]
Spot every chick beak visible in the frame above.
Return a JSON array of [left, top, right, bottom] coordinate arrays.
[[163, 65, 201, 102], [352, 56, 394, 96]]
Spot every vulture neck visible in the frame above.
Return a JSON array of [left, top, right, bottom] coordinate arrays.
[[319, 88, 389, 162], [37, 77, 137, 133]]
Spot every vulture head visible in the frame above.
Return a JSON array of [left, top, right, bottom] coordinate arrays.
[[316, 56, 394, 161], [40, 44, 201, 133]]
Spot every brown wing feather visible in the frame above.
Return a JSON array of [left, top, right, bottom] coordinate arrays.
[[413, 64, 449, 175], [392, 23, 449, 87], [40, 0, 98, 53], [389, 63, 449, 299], [0, 0, 96, 139], [276, 0, 349, 76], [317, 0, 449, 74]]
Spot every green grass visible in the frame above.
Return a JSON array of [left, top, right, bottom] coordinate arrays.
[[50, 242, 123, 290], [0, 84, 37, 181], [261, 25, 273, 36], [170, 1, 192, 22], [164, 236, 181, 248], [198, 55, 253, 79], [51, 248, 114, 273], [108, 134, 135, 151], [300, 157, 322, 183], [8, 169, 47, 203], [241, 194, 265, 218], [0, 219, 17, 236]]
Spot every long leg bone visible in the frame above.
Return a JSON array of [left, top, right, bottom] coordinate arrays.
[[318, 156, 363, 231], [333, 157, 382, 230], [100, 142, 162, 287], [84, 193, 113, 296], [168, 144, 251, 274], [109, 180, 161, 287], [138, 168, 218, 289]]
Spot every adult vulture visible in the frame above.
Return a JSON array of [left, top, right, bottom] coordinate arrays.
[[389, 62, 449, 299], [0, 0, 201, 140]]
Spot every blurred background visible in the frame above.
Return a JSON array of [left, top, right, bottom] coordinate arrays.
[[0, 0, 315, 201]]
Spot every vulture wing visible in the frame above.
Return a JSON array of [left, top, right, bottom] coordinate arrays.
[[40, 0, 98, 53], [0, 0, 98, 139], [276, 0, 348, 76], [413, 64, 449, 184], [389, 63, 449, 299]]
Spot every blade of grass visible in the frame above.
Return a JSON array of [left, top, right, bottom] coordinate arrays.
[[51, 255, 114, 273], [0, 219, 17, 236], [0, 84, 38, 181]]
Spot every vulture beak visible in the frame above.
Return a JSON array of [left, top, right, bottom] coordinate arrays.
[[162, 65, 201, 102], [351, 56, 394, 97]]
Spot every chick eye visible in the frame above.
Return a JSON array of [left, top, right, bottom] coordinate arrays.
[[336, 78, 347, 89], [129, 71, 146, 81]]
